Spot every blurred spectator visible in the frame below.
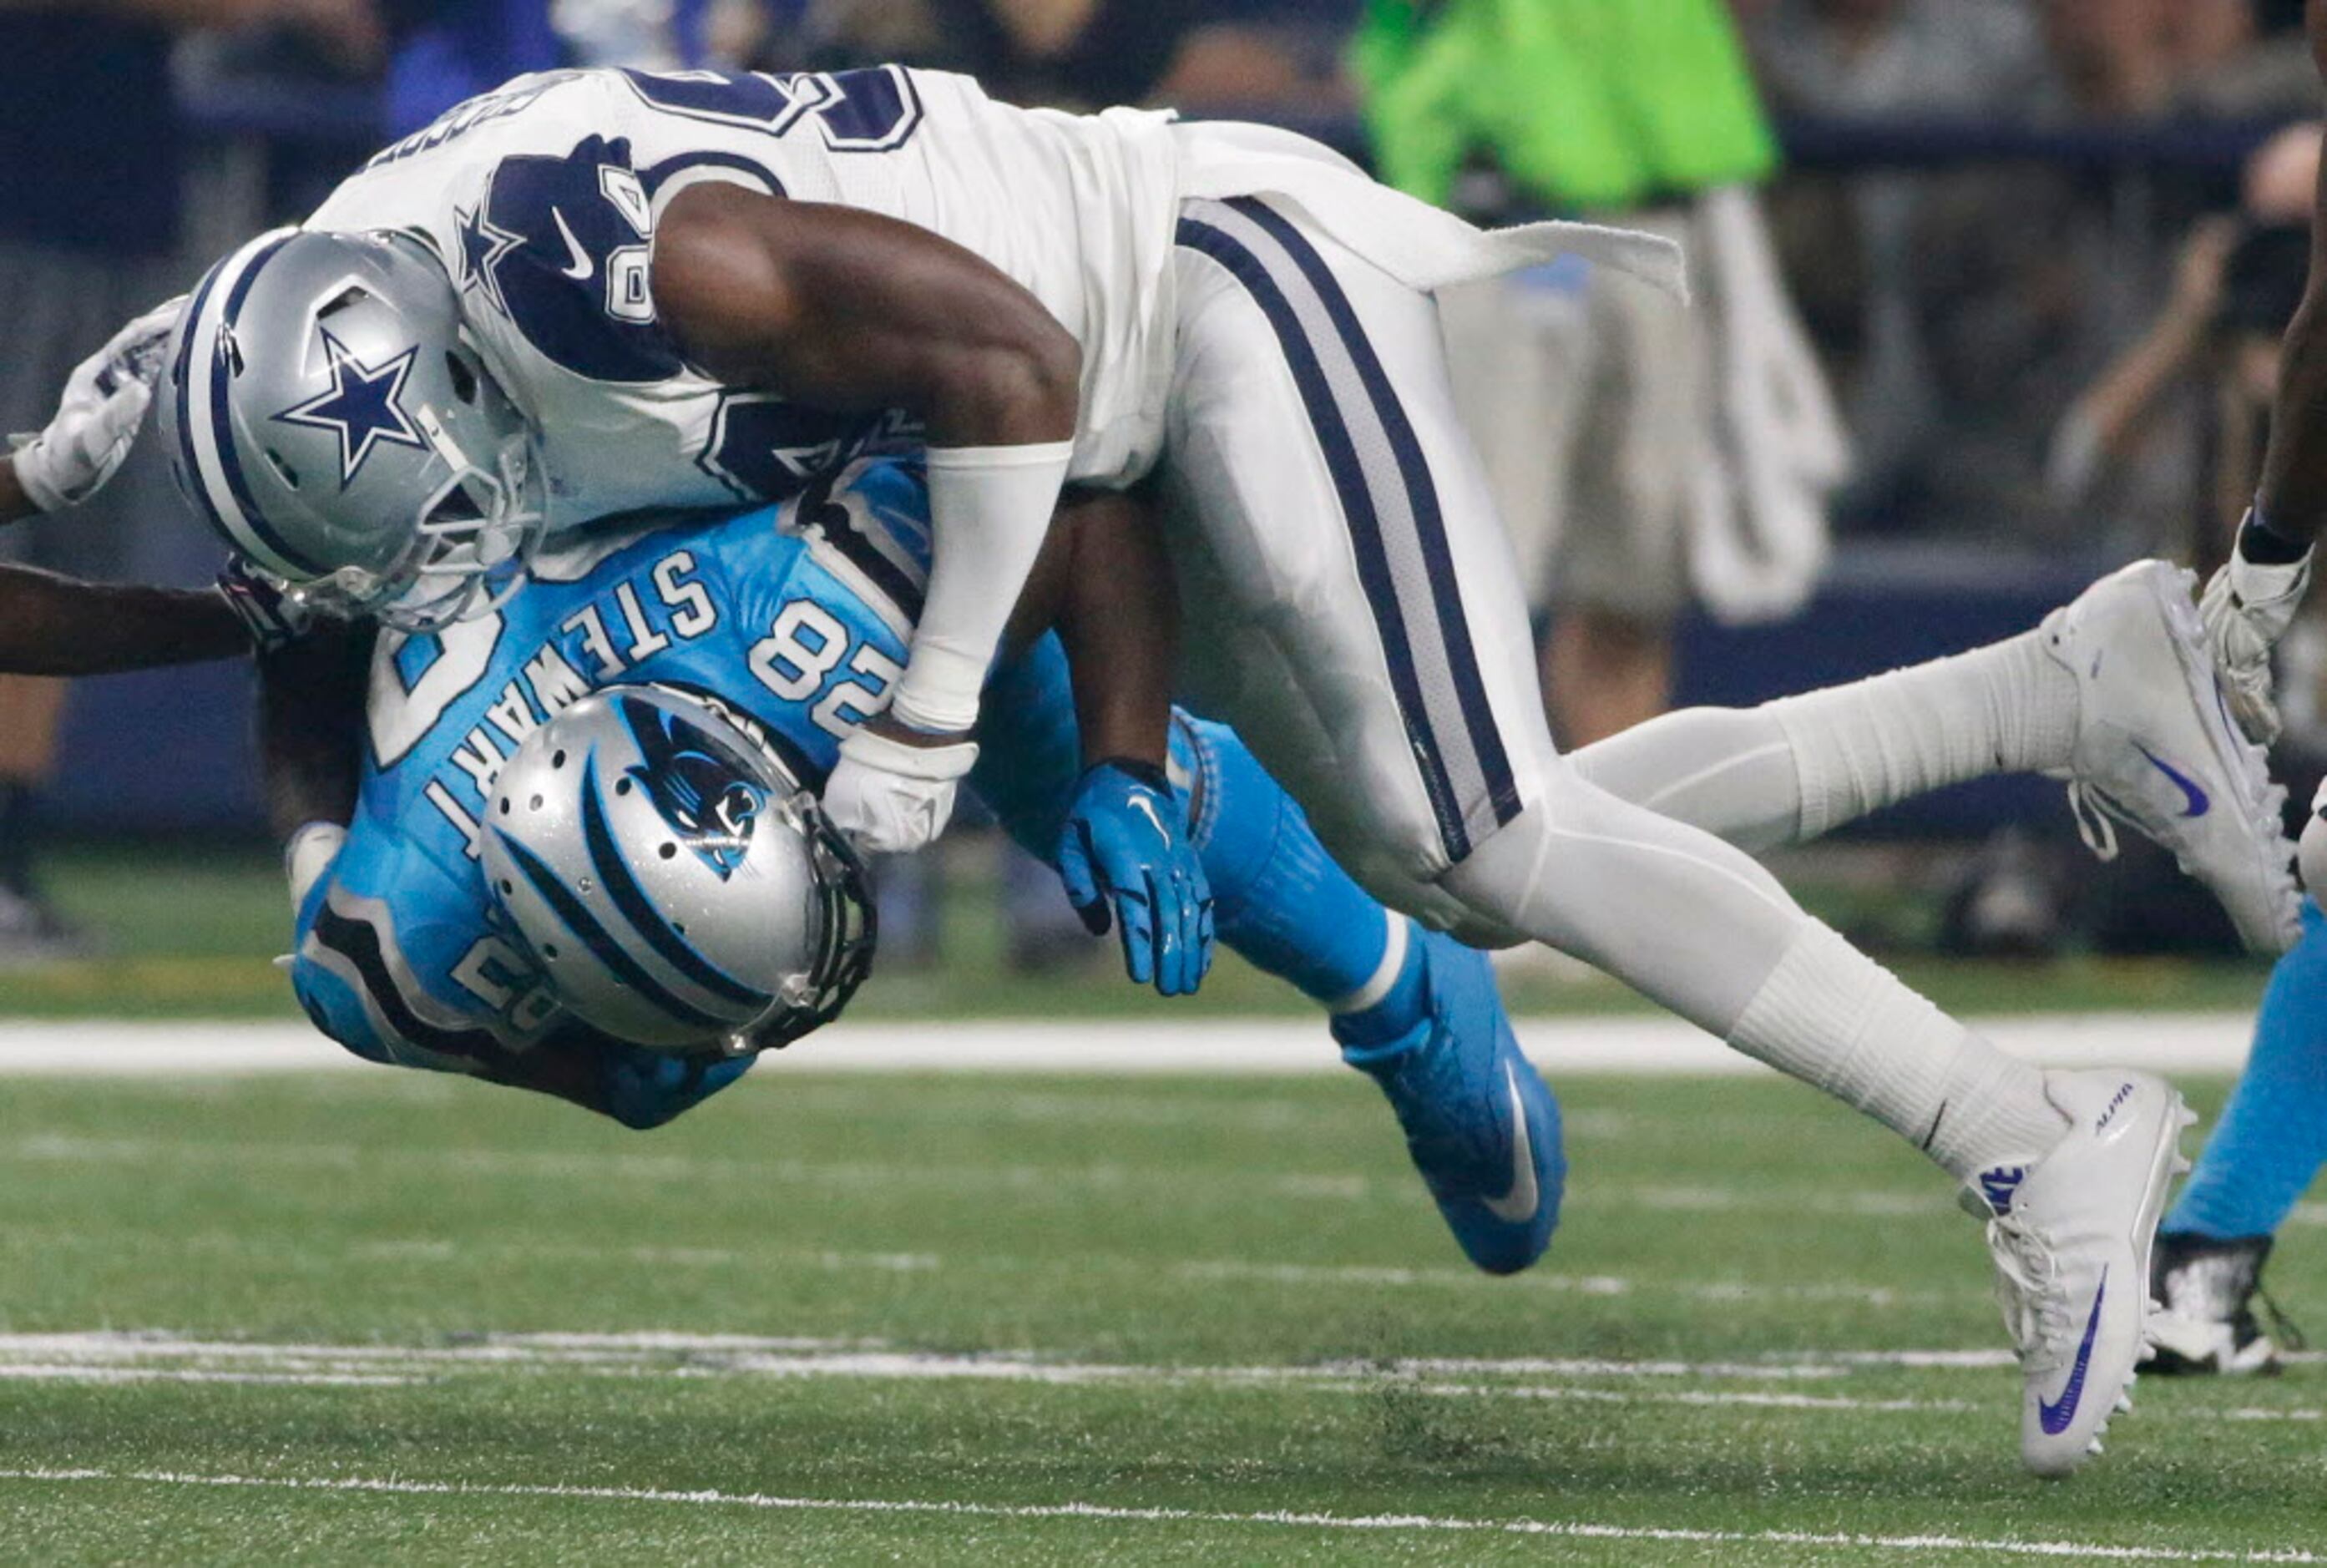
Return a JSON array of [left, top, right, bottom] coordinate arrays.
[[794, 0, 1355, 112], [0, 0, 378, 962], [386, 0, 785, 136], [1364, 0, 1844, 747]]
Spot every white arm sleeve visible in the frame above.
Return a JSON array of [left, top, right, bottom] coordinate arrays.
[[889, 440, 1076, 733]]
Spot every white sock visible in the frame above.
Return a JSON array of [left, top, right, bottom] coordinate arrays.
[[1571, 632, 2079, 855], [1728, 923, 2067, 1181], [1769, 631, 2079, 842]]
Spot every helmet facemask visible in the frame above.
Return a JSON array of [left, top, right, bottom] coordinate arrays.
[[289, 404, 546, 631]]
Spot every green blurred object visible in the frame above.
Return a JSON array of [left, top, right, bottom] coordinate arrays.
[[1353, 0, 1779, 211]]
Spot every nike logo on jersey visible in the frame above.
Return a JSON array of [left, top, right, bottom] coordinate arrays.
[[2135, 744, 2210, 818], [1483, 1065, 1540, 1224], [2037, 1268, 2107, 1435], [552, 208, 594, 281]]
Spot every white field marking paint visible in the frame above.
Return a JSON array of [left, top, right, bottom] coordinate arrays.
[[0, 1012, 2263, 1077], [0, 1367, 418, 1388], [8, 1333, 2325, 1425], [0, 1469, 2318, 1563]]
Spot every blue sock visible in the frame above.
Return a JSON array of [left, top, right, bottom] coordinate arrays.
[[1182, 717, 1394, 1009], [2167, 899, 2327, 1239]]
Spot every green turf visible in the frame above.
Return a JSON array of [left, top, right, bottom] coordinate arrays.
[[0, 1066, 2320, 1563], [0, 840, 2282, 1021]]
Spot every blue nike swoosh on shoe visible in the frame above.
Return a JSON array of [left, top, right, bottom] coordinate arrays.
[[2134, 745, 2210, 818], [2037, 1268, 2107, 1436]]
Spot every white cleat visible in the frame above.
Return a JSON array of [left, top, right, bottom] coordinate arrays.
[[2043, 560, 2299, 954], [1960, 1070, 2191, 1479]]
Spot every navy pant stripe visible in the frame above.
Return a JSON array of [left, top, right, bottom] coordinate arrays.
[[1227, 199, 1520, 834], [1176, 200, 1520, 860]]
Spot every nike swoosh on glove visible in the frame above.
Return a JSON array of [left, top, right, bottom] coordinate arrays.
[[822, 723, 979, 854], [2199, 541, 2311, 744], [1056, 758, 1214, 998], [9, 295, 186, 513], [215, 556, 311, 656]]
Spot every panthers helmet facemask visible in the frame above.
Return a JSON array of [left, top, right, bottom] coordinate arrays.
[[481, 685, 878, 1054], [157, 226, 546, 631]]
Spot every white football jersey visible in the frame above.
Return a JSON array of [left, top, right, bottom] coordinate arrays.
[[304, 67, 1181, 532]]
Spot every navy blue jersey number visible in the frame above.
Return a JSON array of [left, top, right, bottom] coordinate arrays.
[[463, 134, 680, 384], [619, 67, 924, 153]]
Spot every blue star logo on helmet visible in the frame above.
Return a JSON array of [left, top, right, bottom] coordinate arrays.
[[273, 327, 428, 488], [617, 693, 767, 881]]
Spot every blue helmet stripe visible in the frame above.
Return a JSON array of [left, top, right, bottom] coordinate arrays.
[[493, 829, 728, 1034], [207, 231, 324, 576], [172, 254, 240, 557], [579, 756, 771, 1009]]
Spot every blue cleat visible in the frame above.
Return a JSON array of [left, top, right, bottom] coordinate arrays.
[[1333, 928, 1565, 1275]]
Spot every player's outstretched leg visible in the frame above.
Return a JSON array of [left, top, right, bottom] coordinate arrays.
[[1569, 561, 2298, 953], [1187, 715, 1562, 1274], [969, 644, 1563, 1274], [1164, 200, 2188, 1471], [2149, 899, 2327, 1373]]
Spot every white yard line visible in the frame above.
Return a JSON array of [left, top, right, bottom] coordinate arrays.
[[0, 1467, 2314, 1561], [0, 1012, 2266, 1077], [2, 1333, 2319, 1424]]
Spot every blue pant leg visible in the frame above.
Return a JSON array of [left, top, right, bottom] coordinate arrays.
[[2167, 898, 2327, 1239]]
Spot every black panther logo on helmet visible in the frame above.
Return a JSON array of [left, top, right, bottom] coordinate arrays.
[[616, 691, 767, 881]]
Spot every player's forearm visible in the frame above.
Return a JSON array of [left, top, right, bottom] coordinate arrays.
[[258, 621, 372, 839], [2257, 286, 2327, 545], [0, 563, 247, 675], [1051, 493, 1177, 771], [0, 457, 33, 525]]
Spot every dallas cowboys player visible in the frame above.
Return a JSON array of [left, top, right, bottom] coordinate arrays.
[[46, 62, 2309, 1471]]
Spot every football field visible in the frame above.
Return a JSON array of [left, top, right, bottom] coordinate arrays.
[[3, 1024, 2324, 1565]]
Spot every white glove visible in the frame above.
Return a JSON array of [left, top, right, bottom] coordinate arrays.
[[822, 724, 979, 855], [9, 296, 187, 513], [2199, 524, 2313, 745]]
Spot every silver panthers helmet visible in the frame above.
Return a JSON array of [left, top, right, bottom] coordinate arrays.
[[480, 685, 878, 1053], [156, 225, 544, 630]]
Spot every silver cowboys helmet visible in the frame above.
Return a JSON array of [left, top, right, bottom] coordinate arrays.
[[156, 226, 544, 629], [481, 685, 878, 1053]]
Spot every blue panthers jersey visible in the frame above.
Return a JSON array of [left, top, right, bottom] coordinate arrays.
[[291, 459, 937, 1125]]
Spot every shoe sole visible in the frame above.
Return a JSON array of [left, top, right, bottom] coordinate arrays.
[[2046, 1086, 2194, 1476], [2132, 564, 2298, 953]]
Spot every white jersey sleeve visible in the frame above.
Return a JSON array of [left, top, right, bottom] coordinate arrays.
[[304, 68, 1181, 533]]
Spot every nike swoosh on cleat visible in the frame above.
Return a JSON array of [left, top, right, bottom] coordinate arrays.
[[1481, 1065, 1539, 1224], [552, 208, 594, 281], [2133, 745, 2209, 818], [2037, 1268, 2107, 1436]]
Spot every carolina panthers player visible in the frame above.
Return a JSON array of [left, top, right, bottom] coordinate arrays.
[[2111, 1, 2327, 1378], [0, 448, 1571, 1279], [43, 60, 2311, 1469]]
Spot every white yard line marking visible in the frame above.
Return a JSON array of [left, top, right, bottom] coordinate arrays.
[[0, 1012, 2268, 1077], [3, 1333, 2320, 1424], [0, 1468, 2314, 1561]]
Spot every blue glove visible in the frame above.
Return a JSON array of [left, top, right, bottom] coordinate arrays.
[[1056, 758, 1213, 997]]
